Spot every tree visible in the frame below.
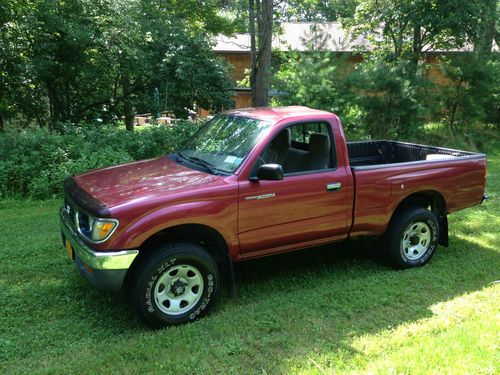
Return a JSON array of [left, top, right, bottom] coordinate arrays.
[[223, 0, 358, 33], [0, 0, 48, 129], [276, 0, 358, 22], [75, 0, 234, 129], [474, 0, 499, 54], [349, 0, 485, 73], [338, 0, 500, 136], [0, 0, 21, 131], [276, 52, 350, 110], [249, 0, 273, 106], [439, 54, 500, 132], [0, 0, 234, 130]]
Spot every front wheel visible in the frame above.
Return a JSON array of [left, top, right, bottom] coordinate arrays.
[[130, 242, 220, 328], [382, 207, 440, 269]]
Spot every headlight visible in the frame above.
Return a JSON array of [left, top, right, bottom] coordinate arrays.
[[91, 219, 119, 242], [75, 211, 118, 243]]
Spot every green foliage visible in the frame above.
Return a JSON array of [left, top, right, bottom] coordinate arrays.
[[275, 0, 499, 141], [276, 52, 347, 111], [346, 58, 436, 138], [219, 0, 357, 33], [276, 0, 358, 22], [275, 52, 363, 135], [1, 0, 233, 127], [0, 121, 200, 199], [275, 48, 500, 146], [275, 52, 435, 138], [438, 54, 500, 132], [410, 122, 500, 153], [347, 0, 485, 59]]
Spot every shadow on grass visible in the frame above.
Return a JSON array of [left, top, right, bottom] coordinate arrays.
[[216, 234, 499, 371], [1, 231, 497, 373], [44, 236, 500, 309]]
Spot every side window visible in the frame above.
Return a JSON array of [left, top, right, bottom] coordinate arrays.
[[290, 122, 329, 146], [260, 122, 336, 175]]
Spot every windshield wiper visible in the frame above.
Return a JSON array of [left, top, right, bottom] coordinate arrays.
[[175, 151, 185, 162], [181, 154, 219, 175]]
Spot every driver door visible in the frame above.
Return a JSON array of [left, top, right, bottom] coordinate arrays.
[[237, 121, 351, 257]]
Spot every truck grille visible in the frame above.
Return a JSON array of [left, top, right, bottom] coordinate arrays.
[[64, 197, 92, 237], [64, 197, 76, 225]]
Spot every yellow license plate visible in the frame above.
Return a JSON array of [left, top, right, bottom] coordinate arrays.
[[65, 239, 74, 259]]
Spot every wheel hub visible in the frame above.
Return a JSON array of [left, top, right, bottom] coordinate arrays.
[[401, 221, 432, 260], [171, 279, 187, 296], [409, 235, 419, 246], [154, 264, 204, 316]]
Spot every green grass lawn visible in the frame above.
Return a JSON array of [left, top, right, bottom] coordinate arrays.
[[0, 155, 498, 374]]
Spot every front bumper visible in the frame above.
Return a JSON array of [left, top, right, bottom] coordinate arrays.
[[60, 208, 139, 291]]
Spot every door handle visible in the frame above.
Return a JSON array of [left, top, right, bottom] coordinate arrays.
[[326, 182, 342, 191]]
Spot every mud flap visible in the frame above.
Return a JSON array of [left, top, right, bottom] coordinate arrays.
[[439, 214, 449, 247]]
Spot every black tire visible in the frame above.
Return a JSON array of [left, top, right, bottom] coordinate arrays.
[[130, 242, 220, 328], [381, 207, 439, 269]]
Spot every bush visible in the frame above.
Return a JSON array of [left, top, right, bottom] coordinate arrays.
[[346, 58, 436, 139], [275, 52, 435, 140], [438, 54, 500, 133], [275, 52, 363, 136], [409, 122, 500, 153], [0, 121, 201, 199]]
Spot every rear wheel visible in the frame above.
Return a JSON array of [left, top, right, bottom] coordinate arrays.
[[382, 207, 439, 269], [130, 242, 220, 328]]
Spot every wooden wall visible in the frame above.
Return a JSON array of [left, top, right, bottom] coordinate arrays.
[[198, 51, 456, 117], [423, 54, 454, 86], [219, 53, 252, 82]]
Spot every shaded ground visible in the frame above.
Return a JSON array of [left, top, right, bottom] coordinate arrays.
[[0, 155, 498, 374]]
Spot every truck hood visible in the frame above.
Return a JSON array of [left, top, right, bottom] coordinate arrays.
[[73, 156, 221, 208]]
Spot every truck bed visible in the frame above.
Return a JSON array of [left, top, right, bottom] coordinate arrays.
[[347, 140, 486, 238], [347, 140, 481, 168]]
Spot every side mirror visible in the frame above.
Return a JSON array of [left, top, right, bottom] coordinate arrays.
[[250, 164, 283, 181]]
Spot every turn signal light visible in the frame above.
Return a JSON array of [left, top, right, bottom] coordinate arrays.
[[91, 220, 118, 242]]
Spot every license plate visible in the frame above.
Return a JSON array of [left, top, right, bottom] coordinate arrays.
[[65, 239, 74, 259]]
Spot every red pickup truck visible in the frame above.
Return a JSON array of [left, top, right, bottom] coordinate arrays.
[[60, 106, 487, 327]]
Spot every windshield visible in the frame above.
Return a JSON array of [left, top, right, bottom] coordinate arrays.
[[178, 115, 271, 174]]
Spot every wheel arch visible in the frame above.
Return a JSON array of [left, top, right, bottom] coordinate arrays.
[[390, 190, 448, 247], [125, 223, 236, 295]]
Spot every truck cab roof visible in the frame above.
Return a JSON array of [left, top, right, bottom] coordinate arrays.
[[223, 106, 336, 124]]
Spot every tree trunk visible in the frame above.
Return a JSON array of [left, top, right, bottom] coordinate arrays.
[[254, 0, 273, 107], [249, 0, 272, 107], [475, 0, 496, 54], [448, 78, 463, 135], [47, 84, 64, 128], [0, 112, 4, 132], [249, 0, 257, 103], [121, 71, 134, 131], [410, 24, 422, 77]]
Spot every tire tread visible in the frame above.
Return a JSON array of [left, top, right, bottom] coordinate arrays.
[[129, 241, 219, 328], [381, 207, 439, 269]]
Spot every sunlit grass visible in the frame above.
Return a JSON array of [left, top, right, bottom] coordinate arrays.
[[284, 284, 499, 374], [0, 155, 498, 374]]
